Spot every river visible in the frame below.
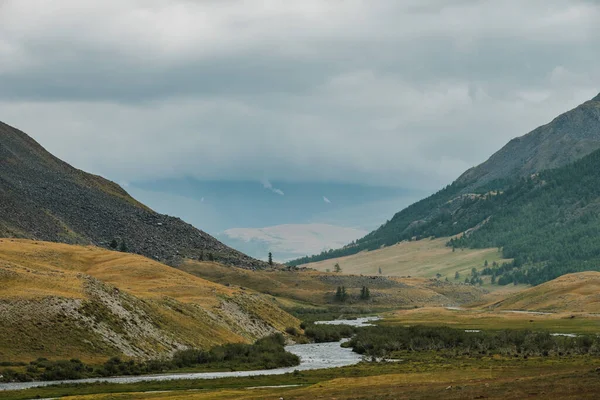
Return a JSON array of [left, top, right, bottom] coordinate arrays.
[[0, 318, 375, 392]]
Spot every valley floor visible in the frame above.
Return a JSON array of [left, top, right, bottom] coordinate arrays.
[[3, 346, 599, 400], [3, 306, 600, 400]]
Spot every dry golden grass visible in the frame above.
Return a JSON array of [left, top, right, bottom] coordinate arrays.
[[383, 306, 600, 334], [492, 272, 600, 313], [0, 239, 299, 363], [0, 239, 233, 307], [180, 260, 487, 308], [300, 237, 508, 282]]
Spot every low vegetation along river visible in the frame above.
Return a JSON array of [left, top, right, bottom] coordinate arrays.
[[0, 318, 378, 392]]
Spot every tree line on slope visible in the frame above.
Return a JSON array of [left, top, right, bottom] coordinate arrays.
[[448, 149, 600, 285], [292, 149, 600, 285]]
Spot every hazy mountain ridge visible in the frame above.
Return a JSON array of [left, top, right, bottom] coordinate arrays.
[[290, 92, 600, 266], [0, 121, 266, 269], [220, 224, 368, 262]]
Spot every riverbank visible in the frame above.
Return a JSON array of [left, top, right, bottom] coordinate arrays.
[[0, 318, 374, 392]]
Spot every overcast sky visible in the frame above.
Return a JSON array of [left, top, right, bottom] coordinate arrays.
[[1, 0, 599, 191]]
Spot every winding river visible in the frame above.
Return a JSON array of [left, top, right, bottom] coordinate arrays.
[[0, 318, 378, 392]]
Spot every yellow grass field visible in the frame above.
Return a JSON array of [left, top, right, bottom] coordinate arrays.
[[381, 306, 600, 334], [0, 239, 299, 363], [300, 237, 507, 281], [492, 272, 600, 313]]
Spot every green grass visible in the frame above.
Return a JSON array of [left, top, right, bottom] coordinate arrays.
[[3, 352, 599, 400]]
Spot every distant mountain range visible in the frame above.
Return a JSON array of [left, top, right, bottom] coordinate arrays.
[[219, 223, 368, 262], [0, 121, 266, 269], [291, 92, 600, 284]]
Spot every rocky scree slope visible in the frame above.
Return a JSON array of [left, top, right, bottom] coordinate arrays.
[[0, 121, 266, 269], [290, 92, 600, 265]]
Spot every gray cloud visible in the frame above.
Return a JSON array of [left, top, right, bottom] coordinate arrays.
[[0, 0, 599, 190]]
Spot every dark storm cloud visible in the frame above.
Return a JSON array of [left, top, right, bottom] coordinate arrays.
[[0, 0, 598, 189]]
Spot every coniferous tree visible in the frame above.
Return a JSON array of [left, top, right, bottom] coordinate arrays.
[[341, 286, 348, 302], [334, 263, 342, 273], [268, 252, 273, 266], [335, 286, 343, 302], [455, 271, 460, 280], [360, 286, 371, 300], [119, 240, 128, 253], [109, 239, 119, 249]]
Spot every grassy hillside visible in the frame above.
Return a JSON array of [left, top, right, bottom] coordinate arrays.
[[492, 272, 600, 313], [298, 237, 507, 281], [0, 240, 299, 363], [179, 259, 488, 308], [301, 146, 600, 287], [446, 148, 600, 285], [289, 93, 600, 267]]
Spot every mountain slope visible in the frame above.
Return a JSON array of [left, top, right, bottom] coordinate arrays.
[[0, 239, 298, 363], [298, 237, 507, 280], [491, 272, 600, 313], [457, 94, 600, 188], [0, 121, 265, 269], [290, 92, 600, 265], [446, 147, 600, 284]]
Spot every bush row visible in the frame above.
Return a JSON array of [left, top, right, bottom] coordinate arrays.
[[0, 334, 299, 383]]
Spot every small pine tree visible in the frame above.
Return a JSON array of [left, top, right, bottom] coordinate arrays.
[[360, 286, 371, 300], [109, 239, 119, 249], [335, 286, 343, 302], [378, 267, 382, 275], [334, 263, 342, 273], [436, 273, 442, 279], [119, 240, 128, 253], [341, 286, 348, 302], [455, 271, 460, 280], [484, 260, 489, 267], [208, 252, 214, 262]]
